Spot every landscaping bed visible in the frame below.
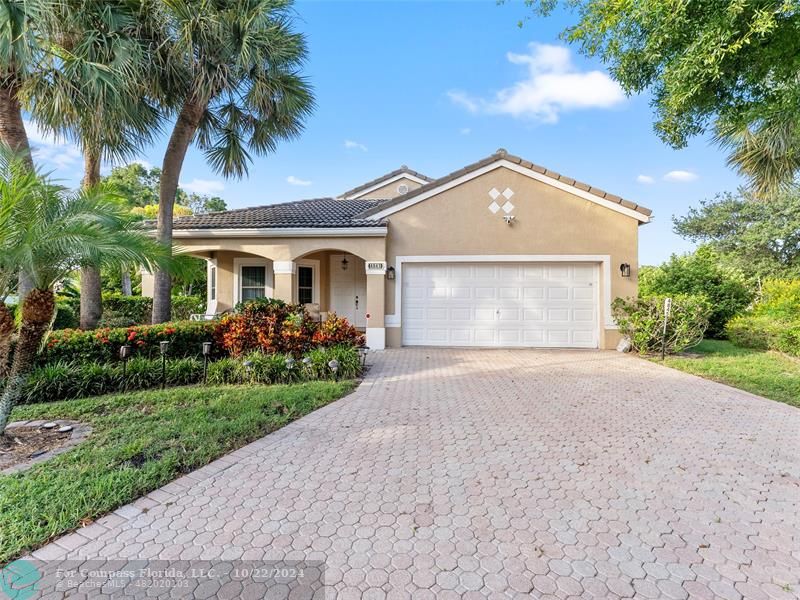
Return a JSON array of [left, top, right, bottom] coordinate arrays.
[[0, 381, 355, 564], [658, 340, 800, 408]]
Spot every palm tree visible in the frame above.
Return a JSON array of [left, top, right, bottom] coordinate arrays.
[[151, 0, 314, 323], [25, 0, 164, 328], [715, 109, 800, 199], [0, 151, 171, 433]]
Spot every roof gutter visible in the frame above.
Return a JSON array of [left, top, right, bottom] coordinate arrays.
[[169, 226, 388, 238]]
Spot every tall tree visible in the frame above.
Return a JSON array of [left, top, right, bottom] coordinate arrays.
[[28, 0, 162, 327], [674, 188, 800, 281], [520, 0, 800, 195], [0, 152, 170, 433], [151, 0, 314, 323]]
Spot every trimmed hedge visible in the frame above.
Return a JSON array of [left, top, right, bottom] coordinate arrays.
[[99, 294, 205, 326], [41, 321, 216, 365]]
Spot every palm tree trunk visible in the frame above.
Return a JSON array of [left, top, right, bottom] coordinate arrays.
[[79, 151, 103, 329], [121, 269, 132, 296], [1, 76, 35, 305], [152, 98, 205, 324], [0, 289, 55, 434], [0, 302, 16, 379], [0, 79, 32, 167]]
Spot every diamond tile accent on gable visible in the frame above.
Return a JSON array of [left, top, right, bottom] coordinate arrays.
[[488, 188, 501, 200], [502, 187, 514, 199], [502, 201, 515, 214], [488, 201, 501, 214]]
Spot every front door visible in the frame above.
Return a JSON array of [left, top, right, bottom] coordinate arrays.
[[329, 254, 367, 327]]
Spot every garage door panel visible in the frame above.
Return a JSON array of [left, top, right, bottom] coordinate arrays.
[[402, 262, 598, 348]]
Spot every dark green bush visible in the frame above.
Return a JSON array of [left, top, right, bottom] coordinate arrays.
[[639, 246, 752, 338], [98, 293, 205, 326], [612, 294, 711, 354], [52, 303, 79, 329]]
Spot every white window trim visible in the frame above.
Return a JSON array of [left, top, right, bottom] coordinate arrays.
[[295, 259, 320, 305], [364, 160, 650, 223], [233, 257, 274, 305], [206, 258, 218, 315], [343, 173, 429, 200], [384, 255, 616, 335]]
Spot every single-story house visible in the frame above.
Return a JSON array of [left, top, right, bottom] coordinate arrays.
[[142, 149, 651, 350]]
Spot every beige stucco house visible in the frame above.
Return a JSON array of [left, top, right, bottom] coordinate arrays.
[[143, 149, 651, 350]]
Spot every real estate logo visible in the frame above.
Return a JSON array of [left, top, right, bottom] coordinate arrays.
[[0, 559, 41, 600]]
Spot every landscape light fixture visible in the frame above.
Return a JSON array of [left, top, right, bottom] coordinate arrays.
[[159, 341, 169, 389], [119, 345, 131, 389], [202, 342, 213, 384], [620, 263, 631, 278]]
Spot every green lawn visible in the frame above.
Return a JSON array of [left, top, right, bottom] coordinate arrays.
[[660, 340, 800, 408], [0, 381, 355, 564]]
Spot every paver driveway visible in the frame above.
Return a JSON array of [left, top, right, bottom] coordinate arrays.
[[27, 349, 799, 599]]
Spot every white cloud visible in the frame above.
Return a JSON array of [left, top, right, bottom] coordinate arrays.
[[663, 170, 698, 182], [130, 159, 154, 170], [460, 127, 472, 135], [287, 175, 312, 186], [636, 174, 655, 184], [23, 119, 82, 170], [180, 178, 225, 194], [344, 139, 368, 152], [447, 43, 625, 123]]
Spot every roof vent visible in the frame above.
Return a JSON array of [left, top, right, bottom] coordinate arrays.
[[397, 183, 409, 195]]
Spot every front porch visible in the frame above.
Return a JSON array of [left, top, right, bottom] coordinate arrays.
[[144, 234, 388, 349]]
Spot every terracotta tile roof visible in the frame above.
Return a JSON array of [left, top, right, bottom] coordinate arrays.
[[339, 165, 433, 198], [357, 149, 652, 219], [171, 198, 387, 230]]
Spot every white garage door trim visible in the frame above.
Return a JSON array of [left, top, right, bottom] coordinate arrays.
[[386, 255, 614, 332]]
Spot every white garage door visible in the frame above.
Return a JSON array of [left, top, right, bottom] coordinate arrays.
[[401, 262, 599, 348]]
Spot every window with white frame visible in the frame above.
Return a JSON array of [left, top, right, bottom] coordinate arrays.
[[240, 265, 268, 301], [297, 265, 314, 304], [209, 265, 216, 301]]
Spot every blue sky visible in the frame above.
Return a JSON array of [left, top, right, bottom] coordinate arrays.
[[27, 0, 742, 266]]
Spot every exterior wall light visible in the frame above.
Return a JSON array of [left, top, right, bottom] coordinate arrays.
[[386, 266, 396, 280], [620, 263, 631, 278], [341, 256, 349, 271]]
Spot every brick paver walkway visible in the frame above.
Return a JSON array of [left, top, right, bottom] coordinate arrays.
[[27, 349, 799, 599]]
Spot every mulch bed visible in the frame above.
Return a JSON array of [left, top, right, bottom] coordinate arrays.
[[0, 426, 75, 471]]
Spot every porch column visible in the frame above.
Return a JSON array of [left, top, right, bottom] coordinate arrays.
[[273, 261, 296, 303], [365, 261, 386, 350]]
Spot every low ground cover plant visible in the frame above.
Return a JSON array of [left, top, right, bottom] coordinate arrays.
[[612, 294, 711, 354]]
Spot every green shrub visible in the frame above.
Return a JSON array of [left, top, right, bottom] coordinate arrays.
[[98, 293, 205, 326], [172, 295, 206, 320], [101, 294, 152, 325], [52, 302, 79, 329], [612, 294, 711, 354], [725, 279, 800, 356], [639, 246, 753, 338], [42, 321, 216, 365]]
